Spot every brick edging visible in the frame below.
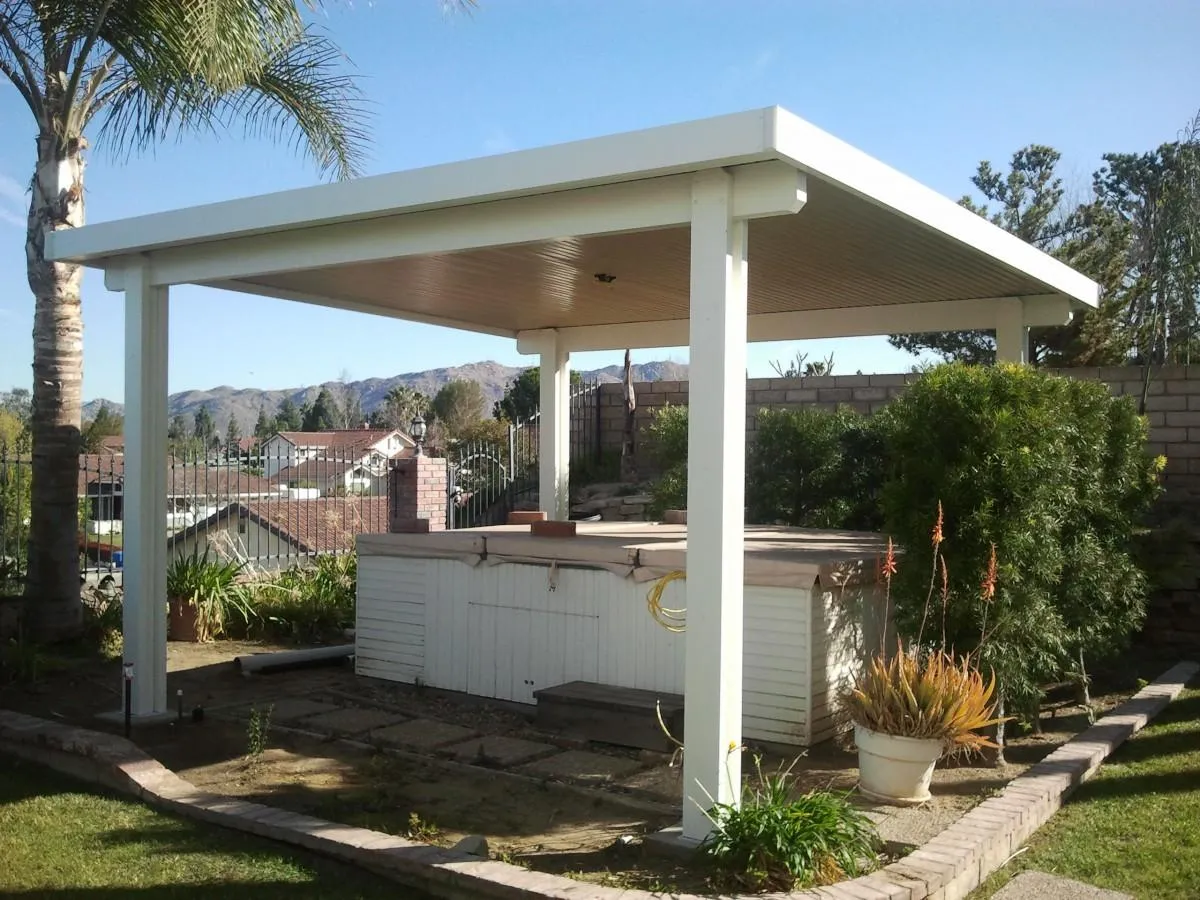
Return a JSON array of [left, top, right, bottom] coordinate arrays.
[[1, 660, 1195, 900]]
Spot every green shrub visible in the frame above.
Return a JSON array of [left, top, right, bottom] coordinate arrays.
[[644, 403, 887, 528], [645, 404, 689, 517], [747, 407, 885, 530], [879, 363, 1162, 715], [251, 553, 356, 644], [702, 755, 879, 891]]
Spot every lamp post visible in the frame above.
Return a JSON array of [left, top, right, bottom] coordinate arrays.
[[411, 414, 427, 456]]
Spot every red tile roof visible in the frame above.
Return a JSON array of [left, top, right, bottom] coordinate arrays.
[[168, 496, 390, 555], [274, 458, 359, 484], [77, 456, 274, 497]]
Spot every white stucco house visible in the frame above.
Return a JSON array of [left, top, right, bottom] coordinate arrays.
[[259, 429, 413, 477]]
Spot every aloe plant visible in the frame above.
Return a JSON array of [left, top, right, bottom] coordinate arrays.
[[843, 645, 1003, 751], [842, 505, 1005, 751]]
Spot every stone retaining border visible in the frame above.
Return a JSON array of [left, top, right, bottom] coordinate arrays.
[[1, 660, 1196, 900]]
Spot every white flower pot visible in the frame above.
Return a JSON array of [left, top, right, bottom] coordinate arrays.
[[854, 724, 944, 805]]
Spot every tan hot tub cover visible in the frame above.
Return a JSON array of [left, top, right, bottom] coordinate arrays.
[[357, 523, 886, 589]]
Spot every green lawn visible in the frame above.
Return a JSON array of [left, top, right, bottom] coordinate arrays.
[[974, 685, 1200, 900], [0, 755, 429, 899]]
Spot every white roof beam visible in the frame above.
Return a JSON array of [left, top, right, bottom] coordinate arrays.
[[107, 162, 804, 288], [515, 295, 1074, 354]]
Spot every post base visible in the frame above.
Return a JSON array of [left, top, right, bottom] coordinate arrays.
[[642, 823, 703, 859]]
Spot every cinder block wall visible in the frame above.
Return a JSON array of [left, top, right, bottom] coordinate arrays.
[[596, 365, 1200, 649]]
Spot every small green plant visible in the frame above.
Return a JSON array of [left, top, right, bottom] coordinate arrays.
[[82, 581, 123, 660], [404, 811, 441, 842], [251, 553, 356, 644], [701, 754, 880, 892], [167, 546, 254, 642], [246, 704, 273, 759]]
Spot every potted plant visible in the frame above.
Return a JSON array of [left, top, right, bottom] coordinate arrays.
[[167, 546, 252, 642], [842, 506, 1004, 804]]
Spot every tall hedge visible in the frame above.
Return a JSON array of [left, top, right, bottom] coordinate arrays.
[[746, 407, 884, 531], [879, 363, 1162, 714], [644, 404, 887, 529]]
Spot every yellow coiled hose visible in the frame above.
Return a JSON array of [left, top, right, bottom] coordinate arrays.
[[646, 570, 687, 632]]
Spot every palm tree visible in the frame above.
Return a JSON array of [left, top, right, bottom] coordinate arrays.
[[0, 1, 373, 639]]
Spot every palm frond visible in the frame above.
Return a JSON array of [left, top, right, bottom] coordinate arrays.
[[0, 2, 44, 118], [219, 28, 368, 180], [81, 2, 367, 180]]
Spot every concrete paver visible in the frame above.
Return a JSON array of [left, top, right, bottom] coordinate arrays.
[[444, 734, 557, 767], [518, 749, 643, 783], [299, 707, 407, 735], [262, 698, 341, 723], [371, 718, 479, 750]]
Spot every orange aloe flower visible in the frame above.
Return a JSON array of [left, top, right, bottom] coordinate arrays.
[[932, 501, 944, 548], [981, 543, 998, 602], [882, 537, 898, 581]]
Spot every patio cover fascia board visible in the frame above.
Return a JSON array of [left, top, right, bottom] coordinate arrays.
[[48, 107, 788, 265], [49, 106, 1098, 343]]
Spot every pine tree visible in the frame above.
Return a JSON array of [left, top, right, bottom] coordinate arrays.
[[253, 406, 274, 440], [301, 389, 338, 431], [275, 398, 302, 431]]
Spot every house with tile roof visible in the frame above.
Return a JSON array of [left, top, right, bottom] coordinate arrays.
[[78, 454, 279, 536], [259, 428, 414, 477], [166, 496, 389, 568]]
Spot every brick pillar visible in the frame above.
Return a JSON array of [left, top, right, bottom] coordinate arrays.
[[388, 456, 447, 533]]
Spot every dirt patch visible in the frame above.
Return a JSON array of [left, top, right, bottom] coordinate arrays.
[[3, 640, 1174, 897], [155, 722, 667, 858]]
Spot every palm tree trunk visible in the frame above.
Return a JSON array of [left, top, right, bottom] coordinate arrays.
[[22, 130, 86, 640]]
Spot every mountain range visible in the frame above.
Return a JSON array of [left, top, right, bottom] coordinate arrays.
[[82, 359, 688, 432]]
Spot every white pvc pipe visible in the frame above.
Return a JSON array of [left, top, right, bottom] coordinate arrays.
[[234, 644, 353, 674]]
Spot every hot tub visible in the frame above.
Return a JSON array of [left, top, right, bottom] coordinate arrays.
[[355, 523, 888, 747]]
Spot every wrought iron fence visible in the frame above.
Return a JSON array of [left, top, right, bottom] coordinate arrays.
[[0, 385, 609, 588], [0, 437, 396, 591], [446, 380, 603, 528]]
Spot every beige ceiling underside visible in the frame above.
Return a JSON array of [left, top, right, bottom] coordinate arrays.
[[218, 177, 1051, 334]]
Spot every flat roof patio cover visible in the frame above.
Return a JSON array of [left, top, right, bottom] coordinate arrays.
[[50, 106, 1098, 842]]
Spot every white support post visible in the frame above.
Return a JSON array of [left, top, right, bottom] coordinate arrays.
[[123, 264, 170, 716], [681, 169, 748, 842], [995, 298, 1029, 364], [538, 334, 571, 520]]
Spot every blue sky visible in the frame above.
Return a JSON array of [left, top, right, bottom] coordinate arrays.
[[1, 0, 1198, 403]]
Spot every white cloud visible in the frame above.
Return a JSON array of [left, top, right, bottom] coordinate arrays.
[[0, 173, 26, 229]]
